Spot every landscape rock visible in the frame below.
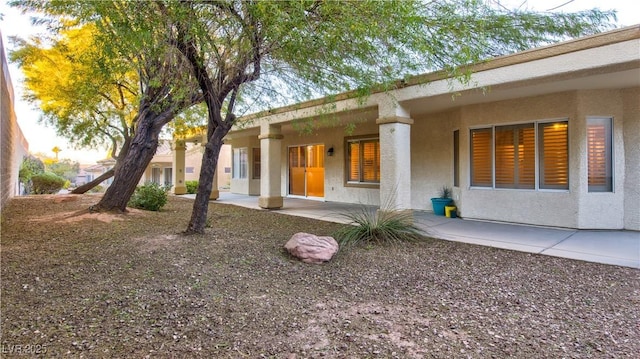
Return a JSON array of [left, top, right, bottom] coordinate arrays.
[[284, 232, 339, 264]]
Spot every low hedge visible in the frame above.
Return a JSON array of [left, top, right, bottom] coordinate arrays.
[[31, 172, 66, 194]]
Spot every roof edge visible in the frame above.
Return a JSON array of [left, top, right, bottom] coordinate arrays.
[[240, 25, 640, 122]]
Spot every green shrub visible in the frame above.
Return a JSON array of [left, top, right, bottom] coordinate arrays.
[[31, 172, 67, 194], [19, 155, 45, 194], [333, 205, 423, 248], [128, 182, 168, 211], [185, 180, 199, 194]]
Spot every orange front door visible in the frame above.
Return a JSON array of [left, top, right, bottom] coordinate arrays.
[[289, 145, 324, 197]]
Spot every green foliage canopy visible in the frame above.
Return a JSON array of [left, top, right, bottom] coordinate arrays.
[[18, 155, 45, 187], [9, 25, 139, 157], [11, 0, 615, 117]]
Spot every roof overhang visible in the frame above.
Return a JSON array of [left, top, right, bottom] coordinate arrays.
[[228, 25, 640, 135]]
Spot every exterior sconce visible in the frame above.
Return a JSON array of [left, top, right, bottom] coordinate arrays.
[[327, 147, 334, 157]]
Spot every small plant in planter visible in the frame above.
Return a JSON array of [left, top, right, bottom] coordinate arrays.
[[430, 186, 453, 216]]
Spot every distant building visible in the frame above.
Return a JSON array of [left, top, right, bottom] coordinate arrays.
[[75, 158, 115, 187], [141, 139, 231, 195]]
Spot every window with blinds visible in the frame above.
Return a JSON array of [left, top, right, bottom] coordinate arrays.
[[538, 122, 569, 189], [587, 118, 612, 192], [252, 148, 261, 179], [470, 128, 492, 187], [347, 137, 380, 183], [470, 120, 569, 190], [495, 124, 535, 189]]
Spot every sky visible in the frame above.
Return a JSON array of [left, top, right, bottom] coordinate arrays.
[[1, 1, 639, 165]]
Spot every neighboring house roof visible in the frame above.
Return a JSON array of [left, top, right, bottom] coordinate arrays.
[[155, 140, 172, 156], [83, 164, 109, 173]]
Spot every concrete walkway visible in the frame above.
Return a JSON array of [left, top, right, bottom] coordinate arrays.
[[183, 192, 640, 269]]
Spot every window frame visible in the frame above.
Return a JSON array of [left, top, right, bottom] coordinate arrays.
[[494, 123, 536, 190], [469, 127, 493, 188], [252, 147, 261, 180], [344, 135, 380, 187], [232, 147, 248, 179], [587, 117, 613, 192], [469, 119, 569, 191], [453, 130, 460, 187], [538, 121, 569, 190]]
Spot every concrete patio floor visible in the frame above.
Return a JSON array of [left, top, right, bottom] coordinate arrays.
[[182, 192, 640, 269]]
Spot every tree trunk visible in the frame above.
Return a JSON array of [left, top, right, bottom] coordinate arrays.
[[71, 168, 115, 194], [185, 125, 227, 234], [92, 112, 163, 212]]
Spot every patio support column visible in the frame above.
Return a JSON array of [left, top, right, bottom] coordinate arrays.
[[258, 124, 283, 209], [377, 100, 413, 211], [172, 140, 187, 195]]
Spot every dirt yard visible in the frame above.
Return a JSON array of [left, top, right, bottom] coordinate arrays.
[[1, 195, 638, 358]]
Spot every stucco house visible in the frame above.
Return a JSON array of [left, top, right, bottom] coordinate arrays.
[[176, 26, 640, 230], [75, 158, 115, 187]]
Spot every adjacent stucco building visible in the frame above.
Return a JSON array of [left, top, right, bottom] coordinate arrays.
[[177, 26, 640, 230]]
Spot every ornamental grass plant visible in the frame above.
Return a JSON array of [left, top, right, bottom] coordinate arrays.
[[333, 200, 423, 247]]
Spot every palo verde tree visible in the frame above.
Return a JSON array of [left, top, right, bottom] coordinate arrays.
[[158, 0, 614, 234], [10, 25, 138, 193], [11, 1, 203, 210]]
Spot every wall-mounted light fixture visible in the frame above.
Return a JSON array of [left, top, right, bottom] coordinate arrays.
[[327, 147, 334, 157]]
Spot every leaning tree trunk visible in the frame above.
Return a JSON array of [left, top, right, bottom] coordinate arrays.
[[185, 125, 228, 234], [73, 137, 132, 194], [92, 112, 164, 212], [71, 168, 115, 194]]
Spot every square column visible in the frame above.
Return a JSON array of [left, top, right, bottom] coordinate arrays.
[[258, 124, 283, 209], [376, 115, 413, 211], [172, 141, 187, 195]]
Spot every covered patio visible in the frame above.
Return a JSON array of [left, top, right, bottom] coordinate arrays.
[[179, 192, 640, 269]]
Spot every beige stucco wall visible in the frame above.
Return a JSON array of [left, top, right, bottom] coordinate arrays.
[[622, 87, 640, 230], [229, 135, 261, 195], [181, 143, 232, 187], [411, 110, 460, 210]]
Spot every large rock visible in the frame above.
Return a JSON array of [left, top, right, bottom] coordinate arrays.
[[284, 232, 339, 264]]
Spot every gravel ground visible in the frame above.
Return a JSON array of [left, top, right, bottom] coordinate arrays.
[[1, 194, 638, 358]]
